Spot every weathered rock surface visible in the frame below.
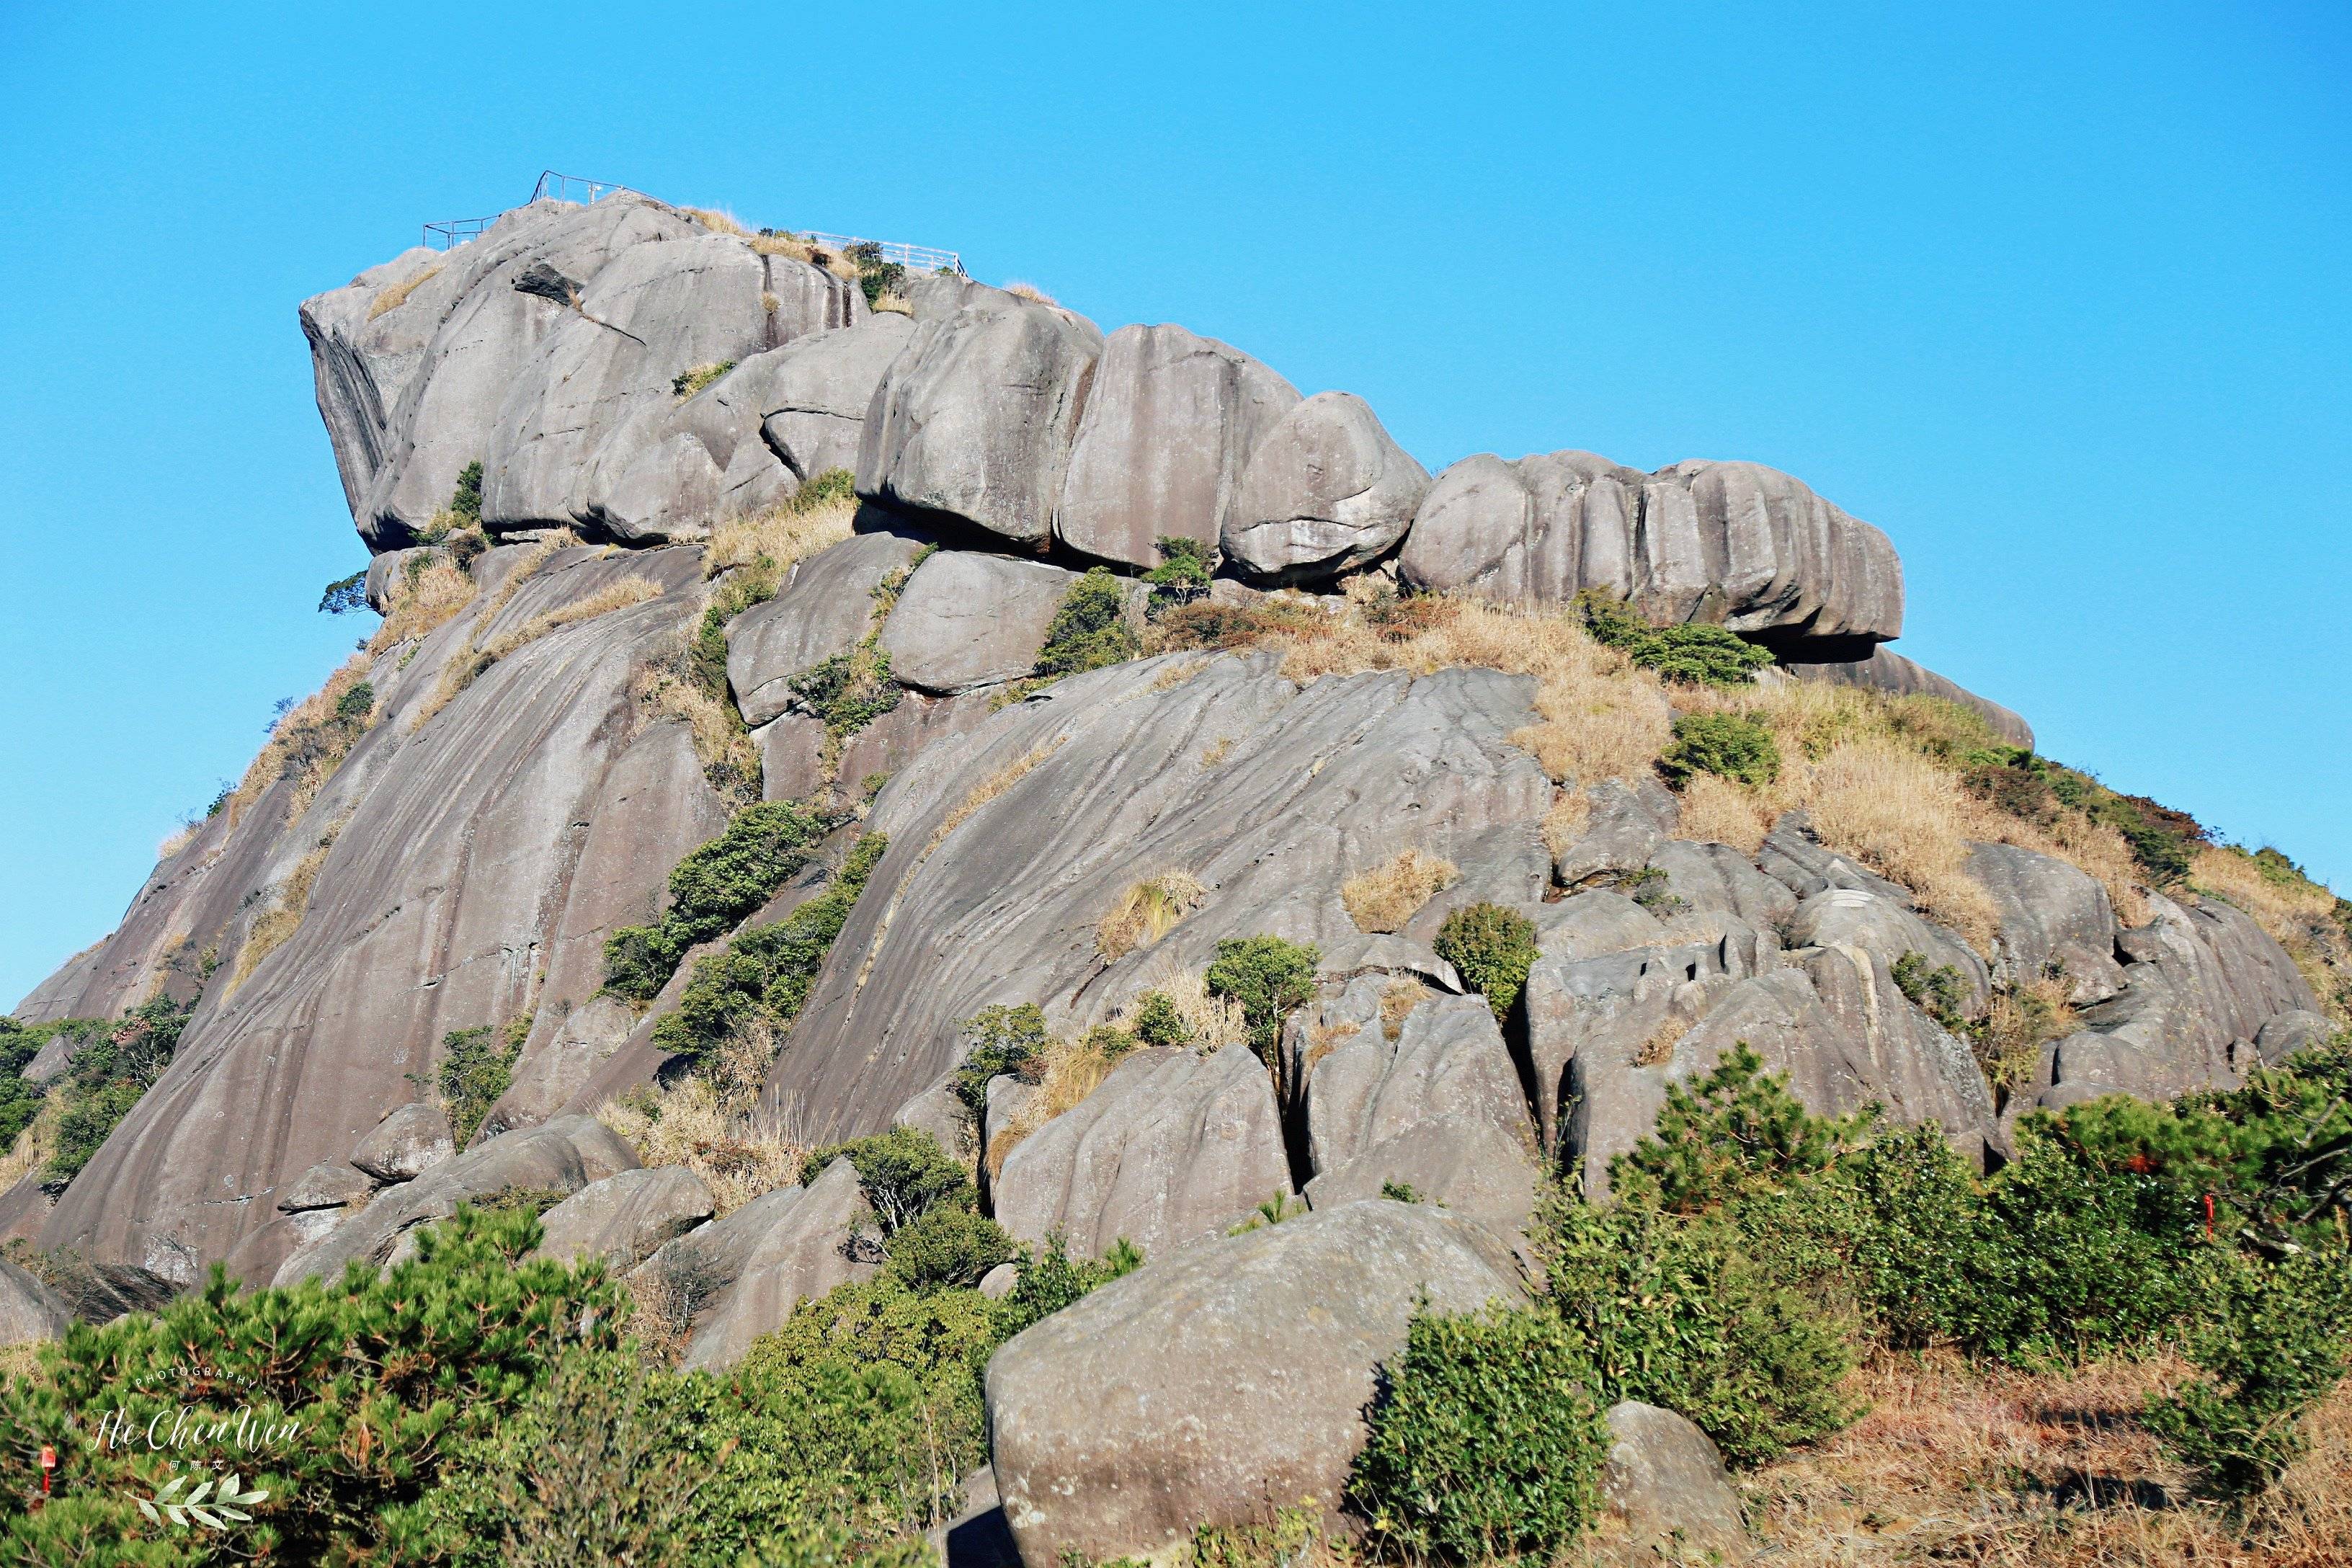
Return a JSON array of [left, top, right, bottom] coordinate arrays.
[[858, 302, 1102, 544], [0, 1259, 74, 1346], [277, 1159, 378, 1213], [483, 234, 862, 543], [37, 551, 721, 1282], [349, 1102, 455, 1182], [984, 1200, 1525, 1565], [730, 314, 916, 484], [1966, 841, 2124, 1004], [993, 1045, 1290, 1258], [1786, 886, 1991, 1018], [762, 653, 1552, 1142], [1298, 991, 1540, 1239], [2031, 892, 2321, 1111], [2258, 1010, 2340, 1064], [1554, 778, 1675, 886], [633, 1157, 876, 1371], [1591, 1402, 1754, 1567], [1646, 839, 1798, 928], [1399, 452, 1903, 654], [1756, 809, 1915, 906], [728, 530, 927, 725], [878, 552, 1079, 695], [534, 1165, 715, 1269], [1788, 646, 2033, 749], [275, 1115, 638, 1284], [1224, 392, 1429, 582], [1054, 324, 1298, 568]]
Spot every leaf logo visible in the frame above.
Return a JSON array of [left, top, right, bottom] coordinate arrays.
[[130, 1471, 270, 1530]]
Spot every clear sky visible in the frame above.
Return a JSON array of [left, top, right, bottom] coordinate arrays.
[[4, 1, 2347, 1007]]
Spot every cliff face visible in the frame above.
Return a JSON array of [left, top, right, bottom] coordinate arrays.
[[9, 187, 2335, 1293]]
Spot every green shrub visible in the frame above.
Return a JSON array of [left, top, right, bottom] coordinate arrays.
[[1964, 749, 2208, 887], [438, 1019, 525, 1146], [883, 1205, 1015, 1293], [1350, 1304, 1612, 1559], [1130, 990, 1188, 1046], [805, 1126, 969, 1233], [451, 459, 484, 521], [0, 1017, 71, 1153], [1891, 950, 1966, 1025], [1432, 903, 1538, 1023], [671, 361, 736, 399], [1538, 1195, 1858, 1466], [2145, 1250, 2352, 1502], [1143, 536, 1212, 610], [0, 1206, 622, 1563], [333, 680, 375, 724], [950, 1002, 1048, 1113], [993, 1232, 1142, 1337], [1033, 567, 1141, 680], [1206, 935, 1321, 1060], [603, 799, 843, 1002], [789, 643, 904, 736], [1657, 711, 1781, 788], [1577, 591, 1774, 686], [43, 995, 189, 1191], [845, 241, 906, 309], [1610, 1043, 1864, 1215], [318, 570, 369, 615], [651, 831, 888, 1066], [795, 466, 857, 512]]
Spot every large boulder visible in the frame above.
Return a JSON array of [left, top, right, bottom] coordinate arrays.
[[760, 653, 1552, 1142], [348, 1102, 455, 1182], [533, 1165, 716, 1269], [2030, 892, 2322, 1111], [1785, 886, 1991, 1019], [1223, 392, 1429, 582], [1966, 841, 2124, 1004], [276, 1159, 377, 1213], [1399, 451, 1903, 655], [301, 195, 707, 546], [1553, 778, 1674, 886], [482, 234, 861, 543], [632, 1156, 876, 1371], [992, 1045, 1291, 1258], [731, 314, 917, 484], [1053, 324, 1299, 569], [1590, 1402, 1754, 1567], [984, 1200, 1525, 1565], [728, 531, 929, 725], [857, 302, 1102, 545], [0, 1259, 74, 1346], [1644, 839, 1797, 929], [1297, 990, 1541, 1240], [274, 1115, 639, 1285], [877, 552, 1079, 695], [1787, 646, 2033, 748]]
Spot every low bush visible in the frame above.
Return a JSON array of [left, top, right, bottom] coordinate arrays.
[[603, 799, 843, 1002], [334, 680, 375, 723], [1432, 903, 1538, 1023], [1891, 949, 1968, 1027], [652, 832, 888, 1068], [318, 569, 369, 615], [1143, 536, 1212, 609], [1206, 935, 1321, 1064], [451, 459, 484, 522], [1129, 990, 1187, 1046], [43, 994, 189, 1191], [789, 643, 904, 737], [1657, 711, 1781, 788], [439, 1018, 526, 1145], [1577, 590, 1775, 687], [805, 1126, 969, 1234], [1350, 1304, 1612, 1560], [949, 1003, 1048, 1113], [1033, 567, 1141, 682], [672, 361, 736, 399]]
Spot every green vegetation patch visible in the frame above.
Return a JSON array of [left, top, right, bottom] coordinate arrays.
[[1658, 711, 1781, 788], [438, 1017, 527, 1146], [604, 798, 846, 1003], [1577, 589, 1776, 687], [43, 995, 189, 1192], [1433, 902, 1539, 1023]]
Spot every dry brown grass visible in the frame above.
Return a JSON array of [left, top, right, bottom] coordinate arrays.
[[984, 1029, 1131, 1177], [407, 532, 576, 734], [367, 262, 443, 320], [156, 820, 200, 861], [1004, 281, 1059, 306], [224, 652, 376, 828], [2193, 847, 2351, 1023], [598, 1068, 803, 1221], [477, 576, 660, 663], [1127, 963, 1252, 1054], [1979, 974, 2079, 1097], [1342, 848, 1459, 934], [1097, 871, 1209, 961], [749, 231, 812, 260], [372, 551, 479, 649], [683, 206, 748, 236], [1199, 736, 1234, 768], [629, 637, 762, 808], [1745, 1352, 2352, 1567], [1542, 787, 1594, 860], [1802, 740, 2006, 951], [1380, 979, 1432, 1041], [1252, 595, 1675, 788], [703, 488, 857, 580], [225, 825, 339, 994], [1675, 770, 1773, 853], [921, 740, 1065, 860], [870, 290, 912, 316]]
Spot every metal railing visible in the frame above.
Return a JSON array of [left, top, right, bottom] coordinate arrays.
[[794, 231, 964, 275], [422, 173, 963, 275]]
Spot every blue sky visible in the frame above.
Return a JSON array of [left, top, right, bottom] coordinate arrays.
[[3, 1, 2347, 1007]]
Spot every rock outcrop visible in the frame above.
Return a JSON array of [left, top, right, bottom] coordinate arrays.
[[1399, 452, 1904, 655], [1788, 645, 2034, 749], [984, 1200, 1525, 1565], [533, 1165, 716, 1269], [0, 1259, 74, 1347], [1591, 1402, 1754, 1567], [1224, 393, 1430, 582]]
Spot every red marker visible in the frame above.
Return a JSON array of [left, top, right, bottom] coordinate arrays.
[[2204, 1193, 2216, 1239], [38, 1445, 55, 1501]]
